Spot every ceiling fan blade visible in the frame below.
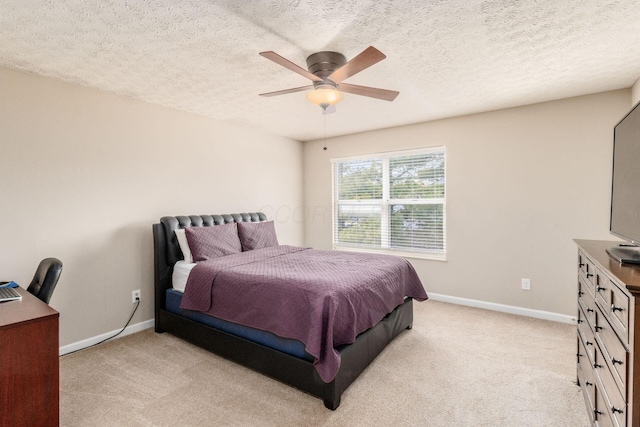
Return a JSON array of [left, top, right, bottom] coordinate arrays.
[[259, 51, 323, 82], [328, 46, 386, 84], [338, 83, 399, 102], [259, 85, 314, 97]]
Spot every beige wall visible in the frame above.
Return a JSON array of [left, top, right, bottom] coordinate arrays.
[[633, 77, 640, 105], [0, 67, 304, 347], [304, 90, 630, 316], [2, 63, 632, 347]]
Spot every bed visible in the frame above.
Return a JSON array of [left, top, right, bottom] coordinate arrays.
[[153, 212, 427, 409]]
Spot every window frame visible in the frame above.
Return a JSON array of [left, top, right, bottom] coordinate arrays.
[[331, 146, 446, 261]]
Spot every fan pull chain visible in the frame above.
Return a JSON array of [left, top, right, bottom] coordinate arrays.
[[323, 107, 328, 151]]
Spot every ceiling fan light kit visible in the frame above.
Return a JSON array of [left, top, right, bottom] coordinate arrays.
[[306, 85, 344, 108], [259, 46, 399, 110]]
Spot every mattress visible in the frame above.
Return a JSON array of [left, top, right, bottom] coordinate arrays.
[[165, 288, 312, 361]]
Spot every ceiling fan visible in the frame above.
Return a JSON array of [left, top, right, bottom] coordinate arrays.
[[258, 46, 399, 110]]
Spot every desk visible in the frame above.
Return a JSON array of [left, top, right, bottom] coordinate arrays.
[[0, 287, 59, 427]]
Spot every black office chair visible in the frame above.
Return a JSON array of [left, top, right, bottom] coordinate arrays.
[[27, 258, 63, 304]]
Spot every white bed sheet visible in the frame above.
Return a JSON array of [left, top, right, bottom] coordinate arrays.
[[172, 260, 196, 292]]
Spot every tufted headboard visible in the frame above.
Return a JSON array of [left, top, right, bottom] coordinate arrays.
[[153, 212, 267, 325]]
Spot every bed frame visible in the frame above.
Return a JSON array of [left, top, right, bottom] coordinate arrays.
[[153, 213, 414, 410]]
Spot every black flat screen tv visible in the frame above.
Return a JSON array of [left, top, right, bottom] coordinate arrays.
[[608, 100, 640, 264]]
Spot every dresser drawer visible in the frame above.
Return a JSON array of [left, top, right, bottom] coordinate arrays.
[[595, 310, 628, 397], [595, 267, 612, 308], [595, 272, 631, 344], [579, 250, 597, 290], [579, 275, 598, 330], [578, 362, 595, 424], [609, 281, 630, 343], [578, 337, 596, 421], [578, 306, 596, 363], [594, 384, 617, 427], [594, 341, 627, 427]]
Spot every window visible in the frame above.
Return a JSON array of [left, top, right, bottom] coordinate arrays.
[[332, 147, 446, 260]]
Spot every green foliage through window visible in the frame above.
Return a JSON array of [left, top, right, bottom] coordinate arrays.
[[390, 153, 445, 199], [337, 159, 383, 200], [333, 148, 446, 257], [337, 205, 381, 246]]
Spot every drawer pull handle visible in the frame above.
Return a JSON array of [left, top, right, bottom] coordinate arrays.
[[596, 286, 606, 292], [578, 291, 584, 296], [587, 308, 594, 313], [577, 319, 583, 324], [594, 363, 603, 369], [612, 358, 623, 365], [585, 381, 593, 387], [587, 273, 594, 278], [595, 325, 603, 331], [586, 341, 593, 346], [611, 304, 624, 312], [612, 406, 624, 414], [579, 262, 585, 267], [594, 409, 604, 416]]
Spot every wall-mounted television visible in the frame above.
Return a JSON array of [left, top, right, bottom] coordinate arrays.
[[608, 100, 640, 264]]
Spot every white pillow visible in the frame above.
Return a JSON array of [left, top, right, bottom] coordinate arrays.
[[174, 228, 193, 263], [171, 260, 196, 292]]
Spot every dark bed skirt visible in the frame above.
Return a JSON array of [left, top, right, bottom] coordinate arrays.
[[155, 297, 414, 410], [165, 288, 312, 360]]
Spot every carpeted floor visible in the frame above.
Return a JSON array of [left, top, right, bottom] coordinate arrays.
[[60, 300, 590, 426]]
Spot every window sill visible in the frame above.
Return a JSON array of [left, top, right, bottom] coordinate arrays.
[[333, 245, 447, 262]]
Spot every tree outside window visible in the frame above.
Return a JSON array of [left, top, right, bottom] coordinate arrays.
[[332, 147, 446, 259]]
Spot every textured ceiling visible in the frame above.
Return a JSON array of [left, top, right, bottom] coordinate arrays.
[[1, 0, 640, 141]]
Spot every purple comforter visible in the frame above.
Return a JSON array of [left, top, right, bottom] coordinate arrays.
[[179, 245, 427, 382]]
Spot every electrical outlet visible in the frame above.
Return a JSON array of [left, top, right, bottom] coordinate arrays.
[[132, 290, 141, 303], [521, 278, 531, 291]]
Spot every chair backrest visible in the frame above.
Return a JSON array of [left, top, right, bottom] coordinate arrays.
[[27, 258, 63, 304]]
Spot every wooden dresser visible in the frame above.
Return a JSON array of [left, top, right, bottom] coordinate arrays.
[[575, 239, 640, 427], [0, 287, 59, 427]]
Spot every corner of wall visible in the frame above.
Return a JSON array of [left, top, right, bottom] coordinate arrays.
[[632, 77, 640, 105]]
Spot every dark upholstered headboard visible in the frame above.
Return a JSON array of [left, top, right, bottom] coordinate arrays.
[[153, 212, 267, 323]]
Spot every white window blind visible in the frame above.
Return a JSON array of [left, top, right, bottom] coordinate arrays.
[[332, 147, 446, 259]]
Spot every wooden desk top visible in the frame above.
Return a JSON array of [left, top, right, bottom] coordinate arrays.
[[575, 239, 640, 295], [0, 287, 59, 329]]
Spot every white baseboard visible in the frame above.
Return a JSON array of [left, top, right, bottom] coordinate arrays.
[[59, 319, 155, 356], [427, 293, 577, 325], [59, 294, 575, 355]]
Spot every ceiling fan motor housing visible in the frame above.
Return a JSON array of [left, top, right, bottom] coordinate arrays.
[[306, 51, 346, 89]]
